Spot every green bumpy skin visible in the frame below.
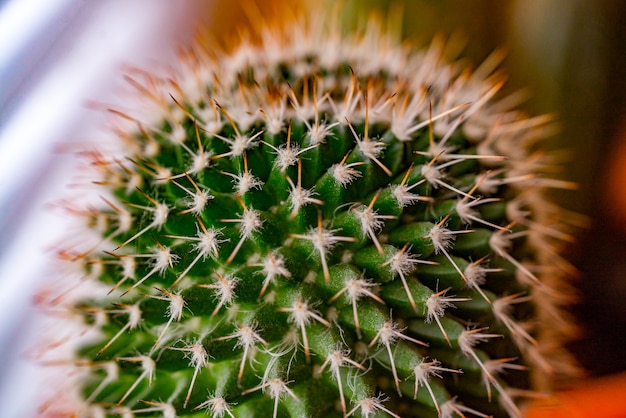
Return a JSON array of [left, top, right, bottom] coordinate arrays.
[[46, 12, 579, 418]]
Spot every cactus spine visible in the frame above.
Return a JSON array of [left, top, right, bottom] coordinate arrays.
[[42, 10, 578, 418]]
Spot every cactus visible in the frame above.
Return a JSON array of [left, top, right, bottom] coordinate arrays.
[[42, 9, 579, 418]]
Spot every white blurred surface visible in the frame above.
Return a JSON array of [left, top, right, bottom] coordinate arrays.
[[0, 1, 214, 416]]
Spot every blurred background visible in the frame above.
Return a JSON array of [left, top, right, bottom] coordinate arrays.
[[0, 0, 624, 415]]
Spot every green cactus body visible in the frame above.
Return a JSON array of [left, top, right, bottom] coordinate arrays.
[[44, 10, 578, 418]]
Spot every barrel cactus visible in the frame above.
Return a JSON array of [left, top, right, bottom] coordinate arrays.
[[41, 8, 579, 418]]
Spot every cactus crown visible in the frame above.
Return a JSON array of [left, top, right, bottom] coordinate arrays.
[[42, 9, 578, 418]]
